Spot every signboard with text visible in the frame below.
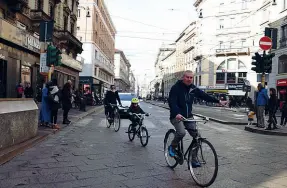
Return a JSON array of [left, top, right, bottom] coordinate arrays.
[[228, 84, 244, 90], [40, 53, 49, 73]]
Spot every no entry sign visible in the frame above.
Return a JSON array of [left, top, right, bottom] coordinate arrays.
[[259, 36, 272, 51]]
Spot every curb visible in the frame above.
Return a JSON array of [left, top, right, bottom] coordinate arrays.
[[0, 106, 104, 165], [0, 133, 49, 165], [244, 126, 287, 136], [145, 101, 247, 125]]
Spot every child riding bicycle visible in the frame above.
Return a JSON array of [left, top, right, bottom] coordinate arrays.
[[128, 98, 149, 126]]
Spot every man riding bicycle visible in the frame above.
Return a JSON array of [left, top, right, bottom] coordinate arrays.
[[168, 70, 226, 167], [104, 85, 122, 120]]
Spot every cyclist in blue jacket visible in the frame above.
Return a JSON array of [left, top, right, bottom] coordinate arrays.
[[168, 70, 227, 167]]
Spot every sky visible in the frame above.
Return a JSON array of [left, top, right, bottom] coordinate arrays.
[[105, 0, 197, 81]]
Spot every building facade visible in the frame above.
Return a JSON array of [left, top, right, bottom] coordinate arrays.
[[53, 0, 83, 89], [0, 0, 82, 98], [129, 70, 136, 93], [193, 0, 259, 98], [77, 0, 116, 98], [114, 49, 130, 92]]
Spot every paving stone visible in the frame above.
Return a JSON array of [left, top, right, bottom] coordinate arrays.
[[38, 166, 80, 175], [122, 177, 162, 187], [36, 173, 77, 184], [0, 176, 38, 188], [9, 170, 39, 178]]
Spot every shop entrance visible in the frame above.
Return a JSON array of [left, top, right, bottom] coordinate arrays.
[[0, 60, 7, 98]]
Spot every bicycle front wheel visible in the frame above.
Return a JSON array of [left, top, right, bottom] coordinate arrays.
[[140, 127, 149, 147], [114, 110, 121, 132], [128, 124, 136, 141], [106, 113, 112, 128], [163, 129, 178, 169], [188, 139, 218, 187]]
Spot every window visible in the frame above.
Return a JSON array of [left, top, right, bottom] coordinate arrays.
[[238, 72, 247, 83], [238, 61, 246, 69], [80, 36, 82, 41], [230, 17, 235, 28], [72, 0, 75, 11], [36, 0, 43, 10], [71, 23, 75, 34], [219, 19, 224, 29], [77, 26, 80, 30], [241, 39, 246, 47], [64, 16, 68, 31], [227, 73, 236, 83], [230, 41, 234, 49], [216, 73, 225, 84], [77, 9, 80, 17], [227, 58, 237, 69], [96, 14, 98, 22], [219, 41, 224, 49], [282, 25, 287, 39], [242, 0, 247, 9], [278, 55, 287, 74], [49, 3, 54, 17]]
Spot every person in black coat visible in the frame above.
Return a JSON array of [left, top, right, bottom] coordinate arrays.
[[48, 79, 61, 129], [24, 82, 34, 98], [62, 81, 72, 124], [266, 88, 278, 130]]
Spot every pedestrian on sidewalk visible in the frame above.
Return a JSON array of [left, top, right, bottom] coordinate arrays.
[[256, 83, 269, 128], [48, 79, 61, 129], [24, 82, 34, 98], [280, 99, 287, 126], [266, 88, 279, 130], [39, 82, 51, 126], [16, 82, 24, 98], [62, 80, 72, 124]]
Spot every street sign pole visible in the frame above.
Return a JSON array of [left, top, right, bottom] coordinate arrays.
[[259, 36, 272, 88]]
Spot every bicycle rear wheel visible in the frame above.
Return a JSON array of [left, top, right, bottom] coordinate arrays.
[[163, 129, 178, 169], [140, 127, 149, 147], [114, 110, 121, 132], [188, 139, 218, 187]]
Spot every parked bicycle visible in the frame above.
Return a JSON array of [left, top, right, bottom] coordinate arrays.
[[105, 103, 121, 132], [164, 116, 218, 187], [126, 113, 150, 147]]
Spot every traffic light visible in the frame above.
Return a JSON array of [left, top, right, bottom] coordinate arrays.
[[251, 52, 263, 73], [55, 49, 62, 66], [46, 45, 58, 67], [46, 45, 62, 67], [263, 52, 275, 73]]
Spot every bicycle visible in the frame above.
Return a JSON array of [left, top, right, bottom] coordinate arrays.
[[105, 103, 121, 132], [125, 113, 150, 147], [164, 117, 218, 187]]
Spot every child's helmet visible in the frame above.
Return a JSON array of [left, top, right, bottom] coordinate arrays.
[[131, 98, 139, 103]]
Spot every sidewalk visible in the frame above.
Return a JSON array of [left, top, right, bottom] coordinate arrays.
[[245, 125, 287, 136], [0, 105, 104, 165]]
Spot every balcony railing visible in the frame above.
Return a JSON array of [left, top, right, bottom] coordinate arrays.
[[280, 38, 287, 48], [215, 47, 250, 57], [61, 53, 83, 71], [94, 59, 115, 76], [30, 9, 51, 26], [54, 30, 83, 53]]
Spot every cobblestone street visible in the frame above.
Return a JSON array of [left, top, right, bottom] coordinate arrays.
[[1, 103, 287, 188]]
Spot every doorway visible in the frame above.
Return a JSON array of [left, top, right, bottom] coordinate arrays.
[[0, 60, 7, 98]]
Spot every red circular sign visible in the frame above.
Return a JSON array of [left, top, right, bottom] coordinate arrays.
[[259, 36, 272, 51]]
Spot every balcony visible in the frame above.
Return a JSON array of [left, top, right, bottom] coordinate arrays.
[[30, 9, 51, 27], [94, 59, 115, 76], [61, 53, 82, 71], [280, 38, 287, 48], [216, 26, 250, 36], [215, 47, 250, 57], [54, 30, 83, 54]]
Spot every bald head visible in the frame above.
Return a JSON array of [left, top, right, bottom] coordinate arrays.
[[182, 70, 194, 86]]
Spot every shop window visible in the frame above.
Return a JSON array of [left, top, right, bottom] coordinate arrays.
[[216, 73, 225, 84], [21, 66, 31, 87], [238, 72, 247, 83], [227, 73, 236, 83], [278, 55, 287, 74]]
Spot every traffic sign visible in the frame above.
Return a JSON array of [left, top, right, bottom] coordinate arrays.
[[40, 53, 49, 73], [259, 36, 272, 51]]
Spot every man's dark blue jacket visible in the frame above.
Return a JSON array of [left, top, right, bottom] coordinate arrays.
[[168, 80, 219, 119]]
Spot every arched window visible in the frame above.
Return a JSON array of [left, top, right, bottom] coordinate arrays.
[[278, 55, 287, 74]]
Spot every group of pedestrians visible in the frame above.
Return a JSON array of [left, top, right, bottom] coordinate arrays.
[[251, 83, 286, 130], [39, 79, 73, 129]]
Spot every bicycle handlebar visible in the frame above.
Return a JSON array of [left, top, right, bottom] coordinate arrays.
[[181, 116, 209, 123], [130, 113, 150, 118]]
